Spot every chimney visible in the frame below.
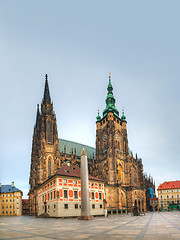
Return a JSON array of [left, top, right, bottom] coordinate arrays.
[[12, 181, 14, 187]]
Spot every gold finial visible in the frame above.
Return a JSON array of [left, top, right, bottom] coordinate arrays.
[[109, 72, 111, 79], [81, 148, 87, 156]]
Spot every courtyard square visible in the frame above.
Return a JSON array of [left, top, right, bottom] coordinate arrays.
[[0, 212, 180, 240]]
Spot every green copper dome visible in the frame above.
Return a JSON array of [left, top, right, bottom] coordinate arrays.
[[121, 109, 126, 121], [96, 110, 101, 122], [103, 74, 119, 117]]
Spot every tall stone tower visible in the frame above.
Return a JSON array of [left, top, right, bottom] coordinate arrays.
[[29, 75, 61, 215], [95, 73, 146, 211], [95, 73, 129, 186]]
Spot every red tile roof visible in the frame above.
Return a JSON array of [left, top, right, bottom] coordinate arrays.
[[157, 181, 180, 190], [150, 198, 158, 200], [55, 164, 104, 182]]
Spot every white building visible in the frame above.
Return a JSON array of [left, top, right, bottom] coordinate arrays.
[[37, 163, 105, 217]]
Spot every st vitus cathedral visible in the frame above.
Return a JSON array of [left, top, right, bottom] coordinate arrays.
[[29, 73, 153, 215]]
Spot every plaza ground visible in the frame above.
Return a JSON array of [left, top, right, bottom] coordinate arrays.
[[0, 212, 180, 240]]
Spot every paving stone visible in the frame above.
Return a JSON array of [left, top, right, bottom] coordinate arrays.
[[0, 212, 179, 239]]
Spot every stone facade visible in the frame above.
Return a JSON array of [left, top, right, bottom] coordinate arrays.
[[150, 198, 158, 211], [29, 74, 152, 215], [29, 75, 61, 215], [22, 199, 29, 215], [144, 174, 155, 211], [94, 74, 146, 212]]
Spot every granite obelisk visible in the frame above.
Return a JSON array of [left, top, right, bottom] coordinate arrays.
[[78, 148, 93, 220]]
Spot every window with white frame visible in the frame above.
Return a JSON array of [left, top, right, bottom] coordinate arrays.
[[64, 190, 68, 198]]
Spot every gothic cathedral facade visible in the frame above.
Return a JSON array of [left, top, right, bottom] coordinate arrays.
[[29, 74, 147, 215]]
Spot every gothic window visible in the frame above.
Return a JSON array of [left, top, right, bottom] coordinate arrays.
[[48, 134, 52, 143], [47, 121, 52, 132], [48, 158, 51, 177]]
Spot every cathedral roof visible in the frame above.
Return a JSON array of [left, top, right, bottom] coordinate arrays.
[[59, 138, 95, 160], [157, 181, 180, 190], [55, 164, 104, 182], [0, 185, 22, 193]]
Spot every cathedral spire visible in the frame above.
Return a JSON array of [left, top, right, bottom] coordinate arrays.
[[102, 73, 119, 117], [35, 104, 40, 127], [43, 74, 51, 104]]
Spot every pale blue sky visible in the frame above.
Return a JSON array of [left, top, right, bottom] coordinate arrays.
[[0, 0, 180, 198]]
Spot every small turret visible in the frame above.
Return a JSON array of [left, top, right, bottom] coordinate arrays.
[[96, 109, 101, 122], [121, 108, 126, 122]]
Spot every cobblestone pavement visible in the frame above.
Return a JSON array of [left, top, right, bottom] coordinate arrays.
[[0, 212, 180, 240]]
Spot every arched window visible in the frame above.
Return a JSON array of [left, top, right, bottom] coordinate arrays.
[[47, 121, 52, 143], [48, 158, 51, 177]]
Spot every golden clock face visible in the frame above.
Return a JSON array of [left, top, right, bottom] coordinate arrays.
[[116, 134, 119, 140], [103, 135, 107, 141]]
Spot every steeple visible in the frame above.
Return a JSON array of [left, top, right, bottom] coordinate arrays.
[[42, 74, 51, 104], [35, 104, 40, 128], [102, 73, 119, 117]]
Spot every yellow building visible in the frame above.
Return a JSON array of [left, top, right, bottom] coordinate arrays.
[[0, 182, 23, 216], [157, 181, 180, 210]]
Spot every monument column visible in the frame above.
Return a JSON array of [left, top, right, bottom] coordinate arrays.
[[78, 148, 94, 220]]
